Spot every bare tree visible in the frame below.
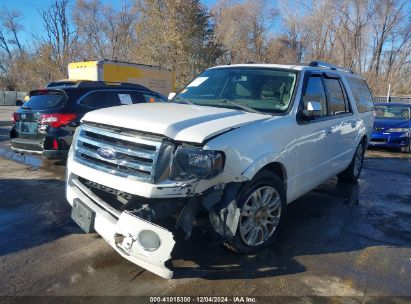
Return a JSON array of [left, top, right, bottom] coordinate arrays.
[[213, 0, 276, 64], [39, 0, 76, 74]]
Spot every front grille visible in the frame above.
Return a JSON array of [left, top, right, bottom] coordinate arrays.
[[74, 124, 163, 182]]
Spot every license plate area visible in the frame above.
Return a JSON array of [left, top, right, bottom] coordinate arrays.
[[16, 121, 38, 135], [71, 199, 95, 233]]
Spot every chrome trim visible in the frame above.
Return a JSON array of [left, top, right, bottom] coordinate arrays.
[[81, 125, 162, 147], [74, 124, 163, 182], [79, 130, 157, 159], [76, 146, 152, 172], [11, 147, 43, 155]]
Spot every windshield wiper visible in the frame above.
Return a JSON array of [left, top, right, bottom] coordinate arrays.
[[21, 106, 31, 110], [218, 99, 264, 114], [172, 96, 194, 105]]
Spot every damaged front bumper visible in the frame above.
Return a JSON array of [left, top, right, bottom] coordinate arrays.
[[65, 150, 247, 278], [66, 175, 176, 279]]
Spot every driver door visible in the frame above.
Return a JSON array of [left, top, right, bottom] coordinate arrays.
[[290, 72, 335, 200]]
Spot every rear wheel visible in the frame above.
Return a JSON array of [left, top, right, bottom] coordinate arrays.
[[338, 141, 365, 183], [224, 171, 286, 253]]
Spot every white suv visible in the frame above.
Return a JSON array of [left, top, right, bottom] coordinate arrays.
[[65, 61, 374, 278]]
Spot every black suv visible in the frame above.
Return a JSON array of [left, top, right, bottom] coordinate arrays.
[[10, 81, 166, 159]]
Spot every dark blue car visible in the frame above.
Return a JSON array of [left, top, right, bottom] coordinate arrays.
[[369, 103, 411, 153]]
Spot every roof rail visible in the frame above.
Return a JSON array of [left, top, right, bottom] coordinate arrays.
[[309, 61, 353, 73], [46, 80, 150, 90]]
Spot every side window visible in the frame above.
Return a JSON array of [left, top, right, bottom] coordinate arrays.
[[118, 91, 145, 104], [302, 76, 328, 117], [80, 91, 120, 108], [324, 78, 349, 115], [143, 93, 165, 103], [347, 77, 374, 113]]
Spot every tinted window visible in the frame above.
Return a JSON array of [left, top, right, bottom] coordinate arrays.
[[143, 93, 165, 103], [325, 78, 349, 115], [79, 91, 120, 108], [24, 90, 67, 110], [117, 91, 146, 105], [302, 76, 327, 117], [347, 78, 374, 113], [79, 91, 149, 108]]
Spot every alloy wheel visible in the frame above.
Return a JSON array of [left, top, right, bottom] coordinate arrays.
[[239, 186, 282, 246]]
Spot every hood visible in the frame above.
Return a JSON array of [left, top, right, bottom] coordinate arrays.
[[374, 118, 411, 130], [82, 103, 271, 143]]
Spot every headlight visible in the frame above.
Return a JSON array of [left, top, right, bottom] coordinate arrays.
[[386, 128, 410, 133], [169, 146, 225, 181], [68, 126, 81, 159]]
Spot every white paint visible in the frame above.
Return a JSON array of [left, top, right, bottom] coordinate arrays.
[[82, 103, 271, 143], [66, 63, 374, 277]]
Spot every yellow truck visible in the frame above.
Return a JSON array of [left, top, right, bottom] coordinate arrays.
[[67, 60, 175, 96]]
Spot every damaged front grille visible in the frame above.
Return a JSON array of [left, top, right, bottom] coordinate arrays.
[[77, 176, 184, 222], [74, 124, 164, 182]]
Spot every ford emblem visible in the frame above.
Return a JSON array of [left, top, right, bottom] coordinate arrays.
[[97, 147, 118, 160]]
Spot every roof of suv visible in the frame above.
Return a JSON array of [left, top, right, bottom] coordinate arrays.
[[210, 61, 362, 78], [46, 80, 155, 92]]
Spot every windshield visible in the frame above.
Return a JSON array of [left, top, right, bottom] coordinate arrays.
[[173, 68, 298, 114], [375, 105, 410, 120], [24, 90, 67, 110]]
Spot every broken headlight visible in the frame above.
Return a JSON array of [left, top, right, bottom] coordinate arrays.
[[169, 146, 224, 181]]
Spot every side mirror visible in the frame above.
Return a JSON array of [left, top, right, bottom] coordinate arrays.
[[302, 101, 322, 118], [168, 92, 176, 100]]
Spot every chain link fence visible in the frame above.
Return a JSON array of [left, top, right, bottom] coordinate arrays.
[[373, 96, 411, 104], [0, 91, 27, 106]]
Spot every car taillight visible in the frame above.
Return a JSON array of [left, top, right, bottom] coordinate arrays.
[[40, 113, 77, 128], [12, 112, 19, 122]]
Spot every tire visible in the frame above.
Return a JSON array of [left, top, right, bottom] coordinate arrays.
[[224, 170, 287, 253], [400, 140, 411, 153], [338, 141, 365, 183]]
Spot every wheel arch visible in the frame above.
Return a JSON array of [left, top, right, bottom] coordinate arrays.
[[242, 158, 288, 191]]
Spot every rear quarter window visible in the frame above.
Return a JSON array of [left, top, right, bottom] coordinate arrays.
[[347, 77, 374, 113]]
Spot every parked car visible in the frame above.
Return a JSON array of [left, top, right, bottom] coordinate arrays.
[[65, 61, 374, 278], [369, 103, 411, 153], [10, 81, 166, 159]]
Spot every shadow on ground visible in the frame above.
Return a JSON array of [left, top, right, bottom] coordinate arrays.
[[0, 150, 410, 284], [0, 178, 81, 256], [170, 155, 411, 280]]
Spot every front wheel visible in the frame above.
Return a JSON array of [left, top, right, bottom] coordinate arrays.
[[338, 141, 365, 183], [400, 140, 411, 153], [224, 171, 287, 253]]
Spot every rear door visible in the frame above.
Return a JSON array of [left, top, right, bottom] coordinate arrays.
[[323, 74, 357, 173], [14, 90, 68, 140], [77, 90, 151, 110]]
